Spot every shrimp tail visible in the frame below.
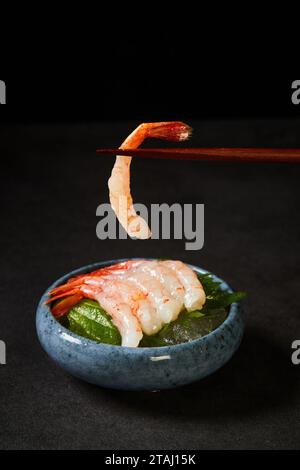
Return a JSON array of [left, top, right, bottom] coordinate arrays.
[[45, 287, 84, 304], [48, 261, 138, 297], [51, 292, 84, 318], [48, 276, 88, 297], [146, 122, 192, 142], [45, 261, 142, 318]]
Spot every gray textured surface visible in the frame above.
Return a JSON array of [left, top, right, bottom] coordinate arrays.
[[0, 120, 300, 449]]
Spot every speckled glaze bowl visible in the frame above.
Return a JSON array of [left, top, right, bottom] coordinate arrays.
[[36, 259, 244, 391]]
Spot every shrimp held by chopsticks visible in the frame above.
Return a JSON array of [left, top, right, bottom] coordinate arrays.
[[108, 122, 192, 239]]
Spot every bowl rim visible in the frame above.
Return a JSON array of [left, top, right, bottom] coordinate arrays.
[[37, 258, 241, 354]]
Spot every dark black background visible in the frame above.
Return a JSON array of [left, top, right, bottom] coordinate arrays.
[[1, 30, 299, 123], [1, 76, 300, 123], [1, 37, 300, 449]]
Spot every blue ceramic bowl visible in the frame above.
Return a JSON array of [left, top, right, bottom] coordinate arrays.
[[36, 259, 244, 391]]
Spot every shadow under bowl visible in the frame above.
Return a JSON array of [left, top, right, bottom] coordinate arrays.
[[36, 259, 244, 391]]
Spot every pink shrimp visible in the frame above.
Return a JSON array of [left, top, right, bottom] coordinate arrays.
[[47, 259, 206, 347], [48, 262, 145, 347], [163, 260, 206, 311], [47, 261, 139, 310], [108, 122, 192, 239]]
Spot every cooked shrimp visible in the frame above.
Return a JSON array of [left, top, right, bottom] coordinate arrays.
[[82, 282, 143, 347], [47, 259, 206, 347], [91, 277, 161, 336], [122, 269, 180, 325], [163, 260, 206, 311], [108, 122, 192, 239], [140, 260, 185, 305], [50, 273, 143, 347]]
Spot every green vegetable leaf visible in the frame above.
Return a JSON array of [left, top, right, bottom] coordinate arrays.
[[67, 299, 121, 345], [140, 308, 228, 347], [197, 273, 246, 312], [140, 274, 246, 347]]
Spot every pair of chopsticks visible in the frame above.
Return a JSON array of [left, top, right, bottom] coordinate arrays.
[[96, 147, 300, 163]]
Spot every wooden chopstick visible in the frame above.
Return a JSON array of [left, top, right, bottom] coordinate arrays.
[[96, 148, 300, 163]]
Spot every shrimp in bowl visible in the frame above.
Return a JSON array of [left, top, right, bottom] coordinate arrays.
[[45, 257, 246, 349], [46, 259, 206, 347], [37, 258, 246, 389]]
